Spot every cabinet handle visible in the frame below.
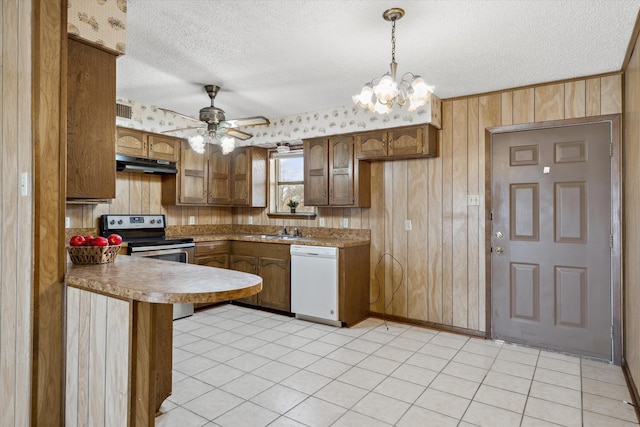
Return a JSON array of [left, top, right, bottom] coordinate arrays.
[[149, 142, 153, 151], [143, 141, 147, 150]]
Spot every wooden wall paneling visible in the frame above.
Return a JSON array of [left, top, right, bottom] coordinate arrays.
[[512, 88, 535, 125], [452, 99, 469, 328], [65, 287, 80, 427], [369, 161, 385, 313], [467, 98, 480, 330], [586, 78, 601, 116], [104, 297, 130, 424], [164, 205, 181, 226], [88, 293, 107, 426], [478, 94, 501, 332], [534, 83, 565, 122], [66, 204, 83, 227], [77, 289, 91, 424], [149, 175, 162, 214], [407, 158, 429, 321], [383, 161, 394, 315], [565, 80, 586, 119], [111, 174, 130, 213], [427, 131, 444, 324], [601, 74, 623, 114], [197, 206, 211, 224], [391, 160, 408, 317], [441, 101, 454, 325], [129, 173, 143, 214], [624, 38, 640, 404], [501, 92, 513, 125], [141, 175, 151, 214], [350, 207, 362, 230]]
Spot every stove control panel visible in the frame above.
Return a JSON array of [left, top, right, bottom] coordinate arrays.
[[101, 214, 165, 230]]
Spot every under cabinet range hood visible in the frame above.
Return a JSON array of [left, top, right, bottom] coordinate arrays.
[[116, 154, 177, 174]]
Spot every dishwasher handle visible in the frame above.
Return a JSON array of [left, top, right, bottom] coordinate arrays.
[[290, 244, 338, 259]]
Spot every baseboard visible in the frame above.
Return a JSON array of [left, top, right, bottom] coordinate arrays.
[[367, 312, 486, 338], [622, 359, 640, 423]]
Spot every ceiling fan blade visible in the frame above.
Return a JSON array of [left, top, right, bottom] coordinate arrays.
[[157, 107, 198, 122], [161, 125, 205, 133], [224, 116, 270, 128], [223, 128, 253, 141]]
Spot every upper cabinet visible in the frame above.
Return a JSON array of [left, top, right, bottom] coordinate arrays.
[[116, 127, 179, 162], [230, 147, 267, 207], [67, 38, 117, 201], [355, 124, 439, 161], [162, 143, 266, 207], [303, 135, 370, 207]]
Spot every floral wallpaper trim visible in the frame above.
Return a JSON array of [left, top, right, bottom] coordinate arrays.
[[116, 96, 441, 148], [68, 0, 127, 54]]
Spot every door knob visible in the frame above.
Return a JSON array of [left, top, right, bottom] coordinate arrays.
[[495, 247, 504, 254]]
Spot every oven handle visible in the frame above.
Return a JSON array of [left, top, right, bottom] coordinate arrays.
[[128, 242, 195, 252], [129, 247, 192, 261]]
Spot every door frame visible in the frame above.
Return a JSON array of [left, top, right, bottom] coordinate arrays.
[[484, 114, 622, 364]]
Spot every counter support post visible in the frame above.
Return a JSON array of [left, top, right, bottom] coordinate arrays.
[[130, 301, 157, 427]]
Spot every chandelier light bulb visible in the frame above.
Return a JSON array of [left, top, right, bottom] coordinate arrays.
[[220, 135, 235, 155], [188, 134, 205, 154], [352, 84, 374, 108], [373, 73, 399, 104]]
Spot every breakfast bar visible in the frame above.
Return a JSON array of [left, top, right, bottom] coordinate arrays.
[[65, 256, 262, 427]]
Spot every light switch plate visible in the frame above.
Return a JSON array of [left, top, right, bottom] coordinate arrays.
[[65, 217, 70, 228], [468, 195, 480, 206], [188, 216, 195, 225], [319, 218, 325, 227], [247, 216, 253, 225], [342, 218, 348, 228], [405, 220, 412, 231], [21, 172, 28, 196]]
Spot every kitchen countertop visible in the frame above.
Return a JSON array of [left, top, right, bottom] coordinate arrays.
[[179, 233, 370, 247], [65, 256, 262, 303]]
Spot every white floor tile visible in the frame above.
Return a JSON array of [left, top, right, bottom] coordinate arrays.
[[372, 344, 414, 362], [524, 396, 582, 427], [462, 401, 522, 427], [396, 406, 459, 427], [473, 384, 528, 413], [336, 366, 386, 390], [155, 407, 209, 427], [277, 349, 321, 369], [390, 363, 438, 387], [181, 388, 243, 420], [413, 387, 470, 419], [314, 380, 368, 409], [280, 370, 332, 394], [305, 357, 351, 379], [356, 355, 401, 375], [529, 380, 582, 408], [251, 360, 299, 383], [285, 396, 347, 427], [351, 392, 411, 425], [332, 410, 392, 427], [214, 401, 279, 427], [219, 373, 274, 400], [173, 355, 219, 376], [250, 384, 308, 414], [168, 377, 215, 406], [429, 373, 480, 400], [372, 376, 426, 404]]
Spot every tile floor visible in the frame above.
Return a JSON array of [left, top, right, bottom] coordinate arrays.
[[156, 304, 639, 427]]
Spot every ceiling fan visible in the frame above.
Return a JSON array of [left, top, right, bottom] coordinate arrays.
[[161, 84, 270, 141]]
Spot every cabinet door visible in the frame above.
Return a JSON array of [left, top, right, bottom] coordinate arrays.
[[355, 130, 387, 159], [229, 254, 258, 305], [304, 139, 329, 206], [208, 145, 231, 205], [196, 254, 229, 269], [257, 257, 290, 312], [67, 38, 116, 199], [329, 136, 354, 206], [179, 140, 208, 204], [388, 126, 423, 157], [231, 148, 250, 206], [148, 134, 179, 162], [116, 127, 147, 157]]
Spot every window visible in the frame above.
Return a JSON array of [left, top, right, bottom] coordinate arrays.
[[269, 150, 314, 214]]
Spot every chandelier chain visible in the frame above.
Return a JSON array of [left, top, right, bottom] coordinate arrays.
[[391, 19, 396, 63]]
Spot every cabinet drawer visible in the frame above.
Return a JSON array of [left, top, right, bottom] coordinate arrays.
[[195, 240, 230, 257]]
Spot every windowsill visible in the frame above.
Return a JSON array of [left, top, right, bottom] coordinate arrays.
[[267, 212, 317, 220]]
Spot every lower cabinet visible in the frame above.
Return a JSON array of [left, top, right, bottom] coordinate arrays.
[[194, 241, 230, 309], [230, 242, 291, 312]]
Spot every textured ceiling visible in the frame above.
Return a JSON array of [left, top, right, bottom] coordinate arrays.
[[117, 0, 640, 123]]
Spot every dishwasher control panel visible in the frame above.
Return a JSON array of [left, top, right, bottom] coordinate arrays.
[[290, 245, 338, 258]]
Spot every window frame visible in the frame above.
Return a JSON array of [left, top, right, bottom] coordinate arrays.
[[267, 148, 316, 219]]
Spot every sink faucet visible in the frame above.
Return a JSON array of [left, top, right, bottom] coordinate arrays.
[[294, 227, 301, 237], [282, 226, 288, 235]]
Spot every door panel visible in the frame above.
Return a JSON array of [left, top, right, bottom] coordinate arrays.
[[492, 122, 612, 360]]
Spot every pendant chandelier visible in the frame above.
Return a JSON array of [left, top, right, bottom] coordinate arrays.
[[353, 8, 433, 115]]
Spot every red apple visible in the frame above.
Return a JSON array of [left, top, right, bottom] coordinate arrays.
[[69, 235, 86, 246], [107, 233, 123, 245], [83, 235, 94, 245], [87, 236, 109, 246]]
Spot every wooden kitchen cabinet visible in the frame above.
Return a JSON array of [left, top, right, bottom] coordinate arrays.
[[230, 241, 290, 312], [67, 37, 117, 200], [230, 147, 267, 207], [355, 124, 439, 160], [116, 127, 180, 162], [194, 241, 230, 309], [162, 144, 266, 207], [303, 135, 370, 207]]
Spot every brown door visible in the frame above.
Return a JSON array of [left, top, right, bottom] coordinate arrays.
[[491, 122, 612, 360]]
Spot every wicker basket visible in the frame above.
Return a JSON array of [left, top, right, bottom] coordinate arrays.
[[67, 245, 121, 264]]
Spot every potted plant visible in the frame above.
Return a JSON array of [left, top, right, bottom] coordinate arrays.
[[287, 199, 299, 213]]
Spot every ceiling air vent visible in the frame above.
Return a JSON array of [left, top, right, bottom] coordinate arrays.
[[116, 102, 133, 120]]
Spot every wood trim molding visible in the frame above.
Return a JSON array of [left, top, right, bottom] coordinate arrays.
[[31, 0, 67, 424], [484, 114, 623, 364], [368, 312, 486, 339], [622, 10, 640, 72], [622, 360, 640, 423]]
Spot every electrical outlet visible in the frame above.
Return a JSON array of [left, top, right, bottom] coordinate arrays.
[[342, 218, 349, 228], [405, 220, 412, 231], [247, 216, 253, 225], [65, 217, 71, 228], [188, 215, 195, 225], [468, 195, 480, 206], [319, 218, 325, 227]]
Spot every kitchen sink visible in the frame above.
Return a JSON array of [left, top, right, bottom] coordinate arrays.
[[243, 234, 302, 240]]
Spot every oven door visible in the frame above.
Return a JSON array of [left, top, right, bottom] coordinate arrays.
[[130, 246, 195, 319]]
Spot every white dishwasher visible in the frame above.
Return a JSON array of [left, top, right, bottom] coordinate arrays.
[[290, 245, 340, 326]]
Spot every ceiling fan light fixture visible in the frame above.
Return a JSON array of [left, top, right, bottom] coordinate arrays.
[[353, 7, 434, 114], [188, 134, 206, 154], [220, 135, 235, 155]]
